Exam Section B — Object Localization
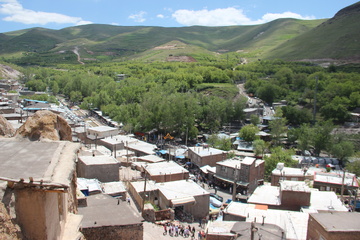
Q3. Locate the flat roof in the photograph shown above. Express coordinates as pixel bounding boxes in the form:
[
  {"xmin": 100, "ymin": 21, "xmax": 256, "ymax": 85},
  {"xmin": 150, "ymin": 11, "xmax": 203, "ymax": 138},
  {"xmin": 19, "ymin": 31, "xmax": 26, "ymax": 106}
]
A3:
[
  {"xmin": 156, "ymin": 179, "xmax": 209, "ymax": 200},
  {"xmin": 188, "ymin": 146, "xmax": 226, "ymax": 157},
  {"xmin": 314, "ymin": 172, "xmax": 358, "ymax": 187},
  {"xmin": 247, "ymin": 185, "xmax": 281, "ymax": 206},
  {"xmin": 127, "ymin": 141, "xmax": 157, "ymax": 155},
  {"xmin": 225, "ymin": 201, "xmax": 308, "ymax": 240},
  {"xmin": 145, "ymin": 161, "xmax": 188, "ymax": 176},
  {"xmin": 280, "ymin": 181, "xmax": 311, "ymax": 192},
  {"xmin": 136, "ymin": 154, "xmax": 165, "ymax": 163},
  {"xmin": 88, "ymin": 126, "xmax": 118, "ymax": 133},
  {"xmin": 0, "ymin": 139, "xmax": 79, "ymax": 186},
  {"xmin": 78, "ymin": 194, "xmax": 143, "ymax": 228},
  {"xmin": 310, "ymin": 212, "xmax": 360, "ymax": 232},
  {"xmin": 101, "ymin": 181, "xmax": 127, "ymax": 195},
  {"xmin": 216, "ymin": 156, "xmax": 256, "ymax": 168},
  {"xmin": 216, "ymin": 158, "xmax": 243, "ymax": 168},
  {"xmin": 308, "ymin": 190, "xmax": 348, "ymax": 212},
  {"xmin": 100, "ymin": 135, "xmax": 138, "ymax": 145},
  {"xmin": 272, "ymin": 167, "xmax": 305, "ymax": 177},
  {"xmin": 79, "ymin": 155, "xmax": 118, "ymax": 165},
  {"xmin": 207, "ymin": 221, "xmax": 237, "ymax": 237},
  {"xmin": 130, "ymin": 180, "xmax": 158, "ymax": 193}
]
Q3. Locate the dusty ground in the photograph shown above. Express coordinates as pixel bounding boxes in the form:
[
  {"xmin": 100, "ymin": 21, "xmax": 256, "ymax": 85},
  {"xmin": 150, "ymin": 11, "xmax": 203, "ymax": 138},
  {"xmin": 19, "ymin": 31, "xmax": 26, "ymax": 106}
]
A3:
[{"xmin": 166, "ymin": 56, "xmax": 197, "ymax": 62}]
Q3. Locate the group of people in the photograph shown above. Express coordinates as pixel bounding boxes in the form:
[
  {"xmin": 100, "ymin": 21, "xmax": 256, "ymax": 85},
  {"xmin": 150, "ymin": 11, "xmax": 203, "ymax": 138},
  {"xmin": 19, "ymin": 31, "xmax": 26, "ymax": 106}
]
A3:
[{"xmin": 163, "ymin": 223, "xmax": 205, "ymax": 239}]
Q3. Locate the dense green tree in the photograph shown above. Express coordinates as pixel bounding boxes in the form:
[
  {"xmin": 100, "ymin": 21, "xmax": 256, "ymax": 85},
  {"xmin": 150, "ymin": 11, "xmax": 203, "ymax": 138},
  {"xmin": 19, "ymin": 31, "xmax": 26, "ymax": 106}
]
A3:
[
  {"xmin": 69, "ymin": 91, "xmax": 83, "ymax": 103},
  {"xmin": 281, "ymin": 106, "xmax": 312, "ymax": 126},
  {"xmin": 51, "ymin": 81, "xmax": 59, "ymax": 96},
  {"xmin": 330, "ymin": 135, "xmax": 355, "ymax": 166},
  {"xmin": 346, "ymin": 159, "xmax": 360, "ymax": 177},
  {"xmin": 311, "ymin": 121, "xmax": 334, "ymax": 156},
  {"xmin": 253, "ymin": 139, "xmax": 269, "ymax": 158},
  {"xmin": 269, "ymin": 109, "xmax": 288, "ymax": 146},
  {"xmin": 207, "ymin": 135, "xmax": 232, "ymax": 151},
  {"xmin": 297, "ymin": 124, "xmax": 313, "ymax": 155},
  {"xmin": 250, "ymin": 114, "xmax": 260, "ymax": 126},
  {"xmin": 264, "ymin": 147, "xmax": 296, "ymax": 181},
  {"xmin": 239, "ymin": 124, "xmax": 259, "ymax": 142},
  {"xmin": 25, "ymin": 79, "xmax": 47, "ymax": 91},
  {"xmin": 320, "ymin": 96, "xmax": 351, "ymax": 123}
]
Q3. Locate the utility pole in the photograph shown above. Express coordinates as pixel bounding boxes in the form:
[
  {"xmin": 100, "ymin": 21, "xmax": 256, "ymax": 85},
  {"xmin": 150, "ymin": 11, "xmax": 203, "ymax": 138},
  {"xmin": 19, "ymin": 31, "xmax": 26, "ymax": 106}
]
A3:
[
  {"xmin": 341, "ymin": 169, "xmax": 346, "ymax": 203},
  {"xmin": 232, "ymin": 165, "xmax": 239, "ymax": 201},
  {"xmin": 142, "ymin": 170, "xmax": 147, "ymax": 213}
]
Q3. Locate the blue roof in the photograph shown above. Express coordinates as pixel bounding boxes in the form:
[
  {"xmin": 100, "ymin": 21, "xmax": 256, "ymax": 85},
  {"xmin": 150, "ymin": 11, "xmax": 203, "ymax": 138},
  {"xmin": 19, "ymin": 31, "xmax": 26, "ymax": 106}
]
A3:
[{"xmin": 24, "ymin": 99, "xmax": 48, "ymax": 103}]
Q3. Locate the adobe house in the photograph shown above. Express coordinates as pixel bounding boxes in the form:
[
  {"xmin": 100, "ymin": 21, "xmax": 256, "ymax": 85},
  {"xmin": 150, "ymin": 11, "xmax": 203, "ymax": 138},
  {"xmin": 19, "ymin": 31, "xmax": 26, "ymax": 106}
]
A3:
[
  {"xmin": 271, "ymin": 164, "xmax": 308, "ymax": 186},
  {"xmin": 142, "ymin": 161, "xmax": 189, "ymax": 183},
  {"xmin": 157, "ymin": 180, "xmax": 210, "ymax": 220},
  {"xmin": 215, "ymin": 157, "xmax": 264, "ymax": 195},
  {"xmin": 187, "ymin": 146, "xmax": 227, "ymax": 167},
  {"xmin": 129, "ymin": 179, "xmax": 210, "ymax": 221},
  {"xmin": 0, "ymin": 139, "xmax": 82, "ymax": 240},
  {"xmin": 307, "ymin": 212, "xmax": 360, "ymax": 240},
  {"xmin": 248, "ymin": 181, "xmax": 311, "ymax": 211},
  {"xmin": 77, "ymin": 154, "xmax": 120, "ymax": 182},
  {"xmin": 78, "ymin": 194, "xmax": 143, "ymax": 240},
  {"xmin": 313, "ymin": 171, "xmax": 359, "ymax": 194},
  {"xmin": 247, "ymin": 181, "xmax": 347, "ymax": 212},
  {"xmin": 223, "ymin": 201, "xmax": 308, "ymax": 239},
  {"xmin": 86, "ymin": 126, "xmax": 119, "ymax": 142}
]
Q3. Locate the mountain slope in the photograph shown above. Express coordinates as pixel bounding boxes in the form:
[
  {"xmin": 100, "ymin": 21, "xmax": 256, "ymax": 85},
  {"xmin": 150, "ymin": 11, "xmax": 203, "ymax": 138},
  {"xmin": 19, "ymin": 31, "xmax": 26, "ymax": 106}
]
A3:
[
  {"xmin": 266, "ymin": 2, "xmax": 360, "ymax": 60},
  {"xmin": 0, "ymin": 2, "xmax": 359, "ymax": 64}
]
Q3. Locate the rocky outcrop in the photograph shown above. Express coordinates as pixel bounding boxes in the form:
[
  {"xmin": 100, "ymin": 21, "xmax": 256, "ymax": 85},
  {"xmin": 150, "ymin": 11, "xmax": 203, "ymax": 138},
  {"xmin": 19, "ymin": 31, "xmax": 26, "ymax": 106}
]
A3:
[
  {"xmin": 0, "ymin": 115, "xmax": 15, "ymax": 137},
  {"xmin": 15, "ymin": 110, "xmax": 72, "ymax": 141},
  {"xmin": 0, "ymin": 202, "xmax": 22, "ymax": 240}
]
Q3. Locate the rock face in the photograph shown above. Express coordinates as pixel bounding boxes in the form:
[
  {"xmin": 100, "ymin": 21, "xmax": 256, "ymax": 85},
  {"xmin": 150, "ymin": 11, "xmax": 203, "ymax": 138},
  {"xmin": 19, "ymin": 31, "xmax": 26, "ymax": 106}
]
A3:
[
  {"xmin": 0, "ymin": 115, "xmax": 15, "ymax": 137},
  {"xmin": 0, "ymin": 202, "xmax": 22, "ymax": 240},
  {"xmin": 15, "ymin": 110, "xmax": 72, "ymax": 141}
]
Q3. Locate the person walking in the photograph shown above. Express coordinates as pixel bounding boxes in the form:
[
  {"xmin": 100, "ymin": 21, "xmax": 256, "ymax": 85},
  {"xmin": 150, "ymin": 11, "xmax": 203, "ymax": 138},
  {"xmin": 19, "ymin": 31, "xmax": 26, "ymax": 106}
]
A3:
[{"xmin": 163, "ymin": 224, "xmax": 167, "ymax": 235}]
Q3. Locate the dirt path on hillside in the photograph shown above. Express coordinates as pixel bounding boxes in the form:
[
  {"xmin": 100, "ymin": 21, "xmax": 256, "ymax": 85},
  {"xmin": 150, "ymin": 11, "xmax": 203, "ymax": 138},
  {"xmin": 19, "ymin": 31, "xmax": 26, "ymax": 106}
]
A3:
[{"xmin": 72, "ymin": 47, "xmax": 85, "ymax": 65}]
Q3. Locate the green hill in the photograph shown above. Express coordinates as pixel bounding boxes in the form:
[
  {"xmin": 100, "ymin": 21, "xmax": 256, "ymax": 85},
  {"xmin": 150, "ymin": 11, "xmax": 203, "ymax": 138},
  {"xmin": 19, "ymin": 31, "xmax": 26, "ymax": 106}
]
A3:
[
  {"xmin": 0, "ymin": 2, "xmax": 359, "ymax": 64},
  {"xmin": 266, "ymin": 2, "xmax": 360, "ymax": 61}
]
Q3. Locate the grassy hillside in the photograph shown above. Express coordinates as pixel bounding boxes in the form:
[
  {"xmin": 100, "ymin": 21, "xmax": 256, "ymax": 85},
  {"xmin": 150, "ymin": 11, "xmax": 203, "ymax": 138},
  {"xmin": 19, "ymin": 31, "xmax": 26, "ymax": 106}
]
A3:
[
  {"xmin": 266, "ymin": 2, "xmax": 360, "ymax": 60},
  {"xmin": 1, "ymin": 2, "xmax": 360, "ymax": 65}
]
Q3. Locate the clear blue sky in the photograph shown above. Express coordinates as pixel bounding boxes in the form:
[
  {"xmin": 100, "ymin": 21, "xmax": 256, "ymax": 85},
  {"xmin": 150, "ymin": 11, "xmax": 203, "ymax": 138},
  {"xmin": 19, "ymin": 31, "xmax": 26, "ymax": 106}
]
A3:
[{"xmin": 0, "ymin": 0, "xmax": 358, "ymax": 33}]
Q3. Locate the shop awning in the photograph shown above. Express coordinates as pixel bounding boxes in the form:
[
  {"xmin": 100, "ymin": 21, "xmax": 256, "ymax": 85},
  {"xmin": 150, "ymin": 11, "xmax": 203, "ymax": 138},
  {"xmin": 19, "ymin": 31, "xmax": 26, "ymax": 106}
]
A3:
[
  {"xmin": 171, "ymin": 196, "xmax": 196, "ymax": 206},
  {"xmin": 214, "ymin": 175, "xmax": 249, "ymax": 187}
]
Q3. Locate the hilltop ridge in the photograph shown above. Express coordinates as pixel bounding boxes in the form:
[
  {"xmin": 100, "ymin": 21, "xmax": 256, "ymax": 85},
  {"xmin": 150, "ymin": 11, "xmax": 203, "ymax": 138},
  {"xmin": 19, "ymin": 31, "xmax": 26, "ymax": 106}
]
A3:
[{"xmin": 0, "ymin": 2, "xmax": 359, "ymax": 64}]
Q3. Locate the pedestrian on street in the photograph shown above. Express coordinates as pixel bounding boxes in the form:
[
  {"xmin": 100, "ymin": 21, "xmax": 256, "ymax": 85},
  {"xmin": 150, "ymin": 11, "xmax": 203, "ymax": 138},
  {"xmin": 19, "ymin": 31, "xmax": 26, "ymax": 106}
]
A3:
[
  {"xmin": 163, "ymin": 225, "xmax": 167, "ymax": 235},
  {"xmin": 127, "ymin": 196, "xmax": 130, "ymax": 204}
]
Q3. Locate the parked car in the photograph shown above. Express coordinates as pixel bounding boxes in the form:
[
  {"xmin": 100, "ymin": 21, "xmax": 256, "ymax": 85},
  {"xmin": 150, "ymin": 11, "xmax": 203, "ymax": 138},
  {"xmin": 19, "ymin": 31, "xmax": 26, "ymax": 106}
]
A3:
[{"xmin": 210, "ymin": 193, "xmax": 223, "ymax": 202}]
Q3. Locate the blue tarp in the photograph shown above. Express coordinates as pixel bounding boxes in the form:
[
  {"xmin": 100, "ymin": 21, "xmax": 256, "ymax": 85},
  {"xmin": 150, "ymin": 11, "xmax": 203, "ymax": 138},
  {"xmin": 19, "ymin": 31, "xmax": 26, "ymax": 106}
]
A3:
[
  {"xmin": 24, "ymin": 99, "xmax": 48, "ymax": 103},
  {"xmin": 157, "ymin": 150, "xmax": 167, "ymax": 155},
  {"xmin": 176, "ymin": 155, "xmax": 185, "ymax": 159}
]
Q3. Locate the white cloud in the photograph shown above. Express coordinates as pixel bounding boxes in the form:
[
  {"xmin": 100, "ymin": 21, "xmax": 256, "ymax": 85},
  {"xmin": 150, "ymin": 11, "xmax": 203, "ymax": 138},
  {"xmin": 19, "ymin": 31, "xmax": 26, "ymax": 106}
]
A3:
[
  {"xmin": 172, "ymin": 7, "xmax": 315, "ymax": 26},
  {"xmin": 259, "ymin": 12, "xmax": 315, "ymax": 23},
  {"xmin": 0, "ymin": 0, "xmax": 92, "ymax": 25},
  {"xmin": 128, "ymin": 11, "xmax": 146, "ymax": 23},
  {"xmin": 157, "ymin": 14, "xmax": 165, "ymax": 19},
  {"xmin": 110, "ymin": 22, "xmax": 120, "ymax": 26}
]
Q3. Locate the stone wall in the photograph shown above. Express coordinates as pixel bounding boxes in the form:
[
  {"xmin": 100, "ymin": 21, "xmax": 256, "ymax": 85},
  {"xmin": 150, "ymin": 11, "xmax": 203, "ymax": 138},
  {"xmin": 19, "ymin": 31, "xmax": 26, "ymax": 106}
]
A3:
[{"xmin": 81, "ymin": 223, "xmax": 143, "ymax": 240}]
